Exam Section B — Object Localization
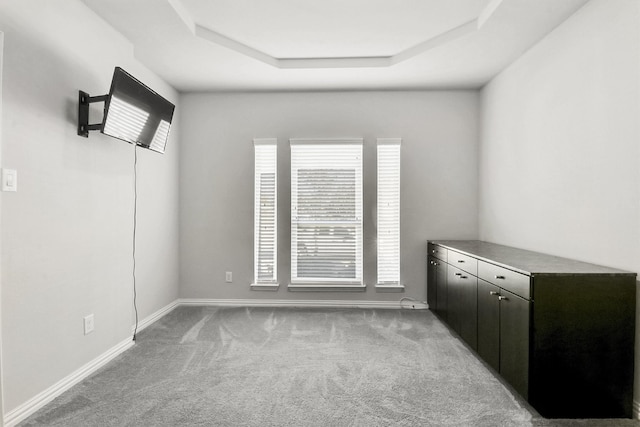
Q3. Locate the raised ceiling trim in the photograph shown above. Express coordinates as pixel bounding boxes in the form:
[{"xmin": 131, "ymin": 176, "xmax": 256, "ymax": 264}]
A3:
[
  {"xmin": 166, "ymin": 0, "xmax": 504, "ymax": 69},
  {"xmin": 391, "ymin": 19, "xmax": 477, "ymax": 65},
  {"xmin": 167, "ymin": 0, "xmax": 196, "ymax": 34},
  {"xmin": 278, "ymin": 56, "xmax": 392, "ymax": 69},
  {"xmin": 478, "ymin": 0, "xmax": 505, "ymax": 29},
  {"xmin": 195, "ymin": 24, "xmax": 279, "ymax": 67}
]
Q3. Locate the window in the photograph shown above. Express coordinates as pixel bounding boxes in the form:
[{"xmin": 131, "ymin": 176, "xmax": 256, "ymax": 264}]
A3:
[
  {"xmin": 253, "ymin": 139, "xmax": 278, "ymax": 289},
  {"xmin": 290, "ymin": 139, "xmax": 364, "ymax": 290},
  {"xmin": 377, "ymin": 138, "xmax": 402, "ymax": 289}
]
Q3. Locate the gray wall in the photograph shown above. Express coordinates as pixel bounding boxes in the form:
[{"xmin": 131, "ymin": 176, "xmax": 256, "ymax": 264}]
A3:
[
  {"xmin": 179, "ymin": 91, "xmax": 479, "ymax": 302},
  {"xmin": 479, "ymin": 0, "xmax": 640, "ymax": 408},
  {"xmin": 0, "ymin": 29, "xmax": 5, "ymax": 422},
  {"xmin": 0, "ymin": 1, "xmax": 180, "ymax": 413}
]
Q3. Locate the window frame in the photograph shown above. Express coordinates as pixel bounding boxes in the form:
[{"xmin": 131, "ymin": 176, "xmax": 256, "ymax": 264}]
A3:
[
  {"xmin": 252, "ymin": 138, "xmax": 279, "ymax": 290},
  {"xmin": 289, "ymin": 138, "xmax": 365, "ymax": 291},
  {"xmin": 376, "ymin": 138, "xmax": 403, "ymax": 292}
]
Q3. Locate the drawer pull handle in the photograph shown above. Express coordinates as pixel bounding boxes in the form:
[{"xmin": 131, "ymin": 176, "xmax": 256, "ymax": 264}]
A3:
[
  {"xmin": 498, "ymin": 296, "xmax": 508, "ymax": 301},
  {"xmin": 460, "ymin": 276, "xmax": 468, "ymax": 279},
  {"xmin": 432, "ymin": 250, "xmax": 436, "ymax": 254},
  {"xmin": 455, "ymin": 272, "xmax": 462, "ymax": 276},
  {"xmin": 495, "ymin": 275, "xmax": 506, "ymax": 280},
  {"xmin": 457, "ymin": 260, "xmax": 465, "ymax": 263},
  {"xmin": 489, "ymin": 291, "xmax": 500, "ymax": 296}
]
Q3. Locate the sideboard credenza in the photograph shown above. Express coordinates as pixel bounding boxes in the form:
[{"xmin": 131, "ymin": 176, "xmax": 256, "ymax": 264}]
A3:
[{"xmin": 427, "ymin": 240, "xmax": 636, "ymax": 418}]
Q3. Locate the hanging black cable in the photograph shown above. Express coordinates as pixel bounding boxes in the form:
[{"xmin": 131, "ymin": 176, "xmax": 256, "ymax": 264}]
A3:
[{"xmin": 132, "ymin": 145, "xmax": 139, "ymax": 341}]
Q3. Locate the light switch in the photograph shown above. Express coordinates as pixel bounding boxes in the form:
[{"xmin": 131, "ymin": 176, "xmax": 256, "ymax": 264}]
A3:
[{"xmin": 2, "ymin": 169, "xmax": 17, "ymax": 192}]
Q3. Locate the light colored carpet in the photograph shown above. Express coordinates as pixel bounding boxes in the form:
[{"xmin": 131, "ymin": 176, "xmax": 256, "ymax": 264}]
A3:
[{"xmin": 19, "ymin": 307, "xmax": 640, "ymax": 426}]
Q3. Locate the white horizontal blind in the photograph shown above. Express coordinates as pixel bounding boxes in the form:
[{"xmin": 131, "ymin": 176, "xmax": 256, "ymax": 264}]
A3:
[
  {"xmin": 290, "ymin": 139, "xmax": 363, "ymax": 284},
  {"xmin": 103, "ymin": 96, "xmax": 149, "ymax": 143},
  {"xmin": 254, "ymin": 139, "xmax": 277, "ymax": 285},
  {"xmin": 377, "ymin": 139, "xmax": 401, "ymax": 284}
]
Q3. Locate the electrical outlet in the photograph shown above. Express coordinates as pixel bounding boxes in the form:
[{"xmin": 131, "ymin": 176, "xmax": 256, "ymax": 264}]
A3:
[
  {"xmin": 225, "ymin": 271, "xmax": 233, "ymax": 283},
  {"xmin": 84, "ymin": 314, "xmax": 95, "ymax": 335}
]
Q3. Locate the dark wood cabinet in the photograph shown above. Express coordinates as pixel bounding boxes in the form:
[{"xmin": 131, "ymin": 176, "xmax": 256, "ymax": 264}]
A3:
[
  {"xmin": 434, "ymin": 259, "xmax": 447, "ymax": 320},
  {"xmin": 498, "ymin": 288, "xmax": 530, "ymax": 400},
  {"xmin": 477, "ymin": 279, "xmax": 500, "ymax": 372},
  {"xmin": 426, "ymin": 256, "xmax": 438, "ymax": 313},
  {"xmin": 426, "ymin": 240, "xmax": 636, "ymax": 419},
  {"xmin": 477, "ymin": 278, "xmax": 530, "ymax": 398},
  {"xmin": 447, "ymin": 265, "xmax": 477, "ymax": 350},
  {"xmin": 427, "ymin": 243, "xmax": 448, "ymax": 321},
  {"xmin": 445, "ymin": 266, "xmax": 461, "ymax": 335}
]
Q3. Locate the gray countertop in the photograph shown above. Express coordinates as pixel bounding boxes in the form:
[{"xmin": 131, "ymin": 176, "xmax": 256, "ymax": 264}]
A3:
[{"xmin": 429, "ymin": 240, "xmax": 636, "ymax": 277}]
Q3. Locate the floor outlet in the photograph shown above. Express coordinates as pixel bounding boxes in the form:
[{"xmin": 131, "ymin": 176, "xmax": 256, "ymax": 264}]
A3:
[
  {"xmin": 225, "ymin": 271, "xmax": 233, "ymax": 283},
  {"xmin": 84, "ymin": 314, "xmax": 95, "ymax": 335}
]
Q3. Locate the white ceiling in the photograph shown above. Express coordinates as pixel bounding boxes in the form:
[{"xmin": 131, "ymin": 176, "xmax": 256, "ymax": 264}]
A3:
[{"xmin": 82, "ymin": 0, "xmax": 589, "ymax": 92}]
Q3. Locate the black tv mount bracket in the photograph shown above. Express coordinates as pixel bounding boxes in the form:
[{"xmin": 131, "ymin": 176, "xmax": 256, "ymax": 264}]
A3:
[{"xmin": 77, "ymin": 91, "xmax": 107, "ymax": 137}]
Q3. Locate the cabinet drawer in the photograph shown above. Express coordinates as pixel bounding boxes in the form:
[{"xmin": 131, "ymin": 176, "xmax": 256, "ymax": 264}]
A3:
[
  {"xmin": 448, "ymin": 250, "xmax": 478, "ymax": 276},
  {"xmin": 428, "ymin": 243, "xmax": 447, "ymax": 262},
  {"xmin": 478, "ymin": 261, "xmax": 530, "ymax": 300}
]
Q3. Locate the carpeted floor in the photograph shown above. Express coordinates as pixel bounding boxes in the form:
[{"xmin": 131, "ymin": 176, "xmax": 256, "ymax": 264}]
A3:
[{"xmin": 19, "ymin": 307, "xmax": 640, "ymax": 426}]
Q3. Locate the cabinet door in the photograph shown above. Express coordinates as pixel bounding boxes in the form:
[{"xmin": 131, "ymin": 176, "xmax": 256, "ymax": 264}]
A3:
[
  {"xmin": 427, "ymin": 256, "xmax": 437, "ymax": 310},
  {"xmin": 477, "ymin": 279, "xmax": 500, "ymax": 372},
  {"xmin": 447, "ymin": 266, "xmax": 462, "ymax": 334},
  {"xmin": 459, "ymin": 273, "xmax": 478, "ymax": 351},
  {"xmin": 447, "ymin": 266, "xmax": 477, "ymax": 349},
  {"xmin": 500, "ymin": 290, "xmax": 530, "ymax": 399},
  {"xmin": 435, "ymin": 259, "xmax": 448, "ymax": 321}
]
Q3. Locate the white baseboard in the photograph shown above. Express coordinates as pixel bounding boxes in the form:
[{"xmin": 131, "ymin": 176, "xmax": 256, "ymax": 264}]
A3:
[
  {"xmin": 633, "ymin": 399, "xmax": 640, "ymax": 419},
  {"xmin": 3, "ymin": 338, "xmax": 134, "ymax": 427},
  {"xmin": 178, "ymin": 298, "xmax": 428, "ymax": 310},
  {"xmin": 4, "ymin": 299, "xmax": 180, "ymax": 427},
  {"xmin": 132, "ymin": 299, "xmax": 180, "ymax": 334}
]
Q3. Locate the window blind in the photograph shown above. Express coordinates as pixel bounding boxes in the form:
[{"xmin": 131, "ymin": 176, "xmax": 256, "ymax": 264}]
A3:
[
  {"xmin": 377, "ymin": 138, "xmax": 401, "ymax": 285},
  {"xmin": 254, "ymin": 139, "xmax": 277, "ymax": 285},
  {"xmin": 290, "ymin": 139, "xmax": 363, "ymax": 285}
]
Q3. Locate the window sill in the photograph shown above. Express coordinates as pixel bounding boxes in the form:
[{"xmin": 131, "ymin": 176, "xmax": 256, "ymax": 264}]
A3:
[
  {"xmin": 288, "ymin": 283, "xmax": 366, "ymax": 292},
  {"xmin": 375, "ymin": 283, "xmax": 405, "ymax": 293},
  {"xmin": 250, "ymin": 283, "xmax": 280, "ymax": 291}
]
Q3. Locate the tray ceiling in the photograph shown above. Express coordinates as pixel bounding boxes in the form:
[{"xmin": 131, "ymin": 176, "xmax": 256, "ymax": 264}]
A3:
[{"xmin": 82, "ymin": 0, "xmax": 589, "ymax": 92}]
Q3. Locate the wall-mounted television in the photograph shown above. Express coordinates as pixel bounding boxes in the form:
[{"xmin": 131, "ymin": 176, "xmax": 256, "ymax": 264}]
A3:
[{"xmin": 78, "ymin": 67, "xmax": 175, "ymax": 154}]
